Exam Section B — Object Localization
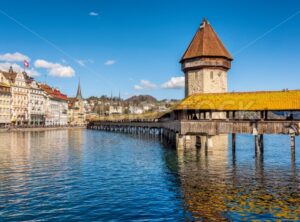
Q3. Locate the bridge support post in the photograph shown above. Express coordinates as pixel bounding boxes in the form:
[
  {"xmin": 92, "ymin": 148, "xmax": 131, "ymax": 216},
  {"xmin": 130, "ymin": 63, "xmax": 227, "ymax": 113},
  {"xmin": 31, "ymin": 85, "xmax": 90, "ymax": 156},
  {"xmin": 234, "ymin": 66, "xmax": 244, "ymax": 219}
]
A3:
[
  {"xmin": 232, "ymin": 133, "xmax": 236, "ymax": 152},
  {"xmin": 206, "ymin": 135, "xmax": 213, "ymax": 148},
  {"xmin": 176, "ymin": 133, "xmax": 184, "ymax": 150},
  {"xmin": 290, "ymin": 133, "xmax": 296, "ymax": 160},
  {"xmin": 184, "ymin": 135, "xmax": 192, "ymax": 149},
  {"xmin": 255, "ymin": 134, "xmax": 264, "ymax": 155},
  {"xmin": 195, "ymin": 136, "xmax": 201, "ymax": 149}
]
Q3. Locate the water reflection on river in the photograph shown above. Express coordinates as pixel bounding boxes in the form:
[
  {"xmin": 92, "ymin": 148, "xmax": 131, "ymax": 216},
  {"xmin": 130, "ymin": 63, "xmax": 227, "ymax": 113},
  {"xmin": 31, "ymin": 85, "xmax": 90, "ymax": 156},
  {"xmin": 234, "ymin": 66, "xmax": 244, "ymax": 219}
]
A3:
[
  {"xmin": 0, "ymin": 129, "xmax": 299, "ymax": 221},
  {"xmin": 174, "ymin": 134, "xmax": 300, "ymax": 221}
]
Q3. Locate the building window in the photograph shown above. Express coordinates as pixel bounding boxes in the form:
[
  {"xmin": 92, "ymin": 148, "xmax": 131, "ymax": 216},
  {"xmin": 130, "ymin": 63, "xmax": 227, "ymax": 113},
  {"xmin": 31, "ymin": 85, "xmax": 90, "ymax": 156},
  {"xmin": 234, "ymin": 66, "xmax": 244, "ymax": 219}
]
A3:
[{"xmin": 210, "ymin": 71, "xmax": 213, "ymax": 79}]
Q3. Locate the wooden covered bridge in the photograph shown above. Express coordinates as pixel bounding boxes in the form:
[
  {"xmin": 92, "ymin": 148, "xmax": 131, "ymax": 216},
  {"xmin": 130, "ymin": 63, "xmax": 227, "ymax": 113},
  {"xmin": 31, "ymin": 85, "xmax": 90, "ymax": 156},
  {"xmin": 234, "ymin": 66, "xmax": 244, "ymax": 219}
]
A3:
[
  {"xmin": 88, "ymin": 19, "xmax": 299, "ymax": 157},
  {"xmin": 88, "ymin": 90, "xmax": 300, "ymax": 157}
]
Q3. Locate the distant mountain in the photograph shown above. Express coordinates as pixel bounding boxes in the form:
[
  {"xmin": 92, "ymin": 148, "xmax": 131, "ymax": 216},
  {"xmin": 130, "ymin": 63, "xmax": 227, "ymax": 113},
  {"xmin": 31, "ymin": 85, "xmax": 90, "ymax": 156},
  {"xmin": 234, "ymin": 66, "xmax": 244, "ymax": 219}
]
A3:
[{"xmin": 125, "ymin": 95, "xmax": 157, "ymax": 104}]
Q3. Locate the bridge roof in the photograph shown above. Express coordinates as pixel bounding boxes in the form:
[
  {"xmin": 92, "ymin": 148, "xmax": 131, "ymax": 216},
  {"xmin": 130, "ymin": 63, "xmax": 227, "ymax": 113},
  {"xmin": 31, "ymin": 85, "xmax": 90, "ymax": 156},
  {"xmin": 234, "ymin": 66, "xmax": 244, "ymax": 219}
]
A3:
[{"xmin": 175, "ymin": 90, "xmax": 300, "ymax": 111}]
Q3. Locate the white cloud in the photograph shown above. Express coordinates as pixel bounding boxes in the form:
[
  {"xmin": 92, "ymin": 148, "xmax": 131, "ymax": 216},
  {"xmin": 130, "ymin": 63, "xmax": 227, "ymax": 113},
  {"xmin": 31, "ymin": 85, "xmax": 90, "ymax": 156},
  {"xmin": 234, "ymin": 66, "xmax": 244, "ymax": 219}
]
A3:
[
  {"xmin": 76, "ymin": 60, "xmax": 86, "ymax": 67},
  {"xmin": 141, "ymin": 80, "xmax": 156, "ymax": 89},
  {"xmin": 161, "ymin": 76, "xmax": 185, "ymax": 89},
  {"xmin": 134, "ymin": 80, "xmax": 157, "ymax": 90},
  {"xmin": 0, "ymin": 62, "xmax": 39, "ymax": 77},
  {"xmin": 89, "ymin": 12, "xmax": 99, "ymax": 16},
  {"xmin": 0, "ymin": 52, "xmax": 30, "ymax": 62},
  {"xmin": 34, "ymin": 59, "xmax": 75, "ymax": 78},
  {"xmin": 76, "ymin": 59, "xmax": 94, "ymax": 67},
  {"xmin": 134, "ymin": 85, "xmax": 143, "ymax": 90},
  {"xmin": 105, "ymin": 60, "xmax": 116, "ymax": 66},
  {"xmin": 26, "ymin": 68, "xmax": 40, "ymax": 77}
]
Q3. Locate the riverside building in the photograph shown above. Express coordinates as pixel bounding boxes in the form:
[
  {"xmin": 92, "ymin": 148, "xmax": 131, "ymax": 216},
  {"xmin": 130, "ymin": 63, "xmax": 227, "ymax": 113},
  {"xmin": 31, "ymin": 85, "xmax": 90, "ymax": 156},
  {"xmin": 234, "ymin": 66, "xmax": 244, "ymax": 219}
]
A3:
[
  {"xmin": 28, "ymin": 80, "xmax": 46, "ymax": 126},
  {"xmin": 0, "ymin": 72, "xmax": 12, "ymax": 126},
  {"xmin": 0, "ymin": 66, "xmax": 69, "ymax": 127},
  {"xmin": 40, "ymin": 84, "xmax": 68, "ymax": 126},
  {"xmin": 68, "ymin": 81, "xmax": 86, "ymax": 126},
  {"xmin": 2, "ymin": 67, "xmax": 30, "ymax": 126}
]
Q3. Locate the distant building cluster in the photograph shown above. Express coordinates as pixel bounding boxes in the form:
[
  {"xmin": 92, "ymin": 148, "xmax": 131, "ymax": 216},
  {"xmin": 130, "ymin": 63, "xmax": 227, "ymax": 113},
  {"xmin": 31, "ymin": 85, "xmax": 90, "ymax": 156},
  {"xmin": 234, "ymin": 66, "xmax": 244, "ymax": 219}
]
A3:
[
  {"xmin": 85, "ymin": 95, "xmax": 179, "ymax": 119},
  {"xmin": 0, "ymin": 67, "xmax": 86, "ymax": 127},
  {"xmin": 0, "ymin": 67, "xmax": 178, "ymax": 127}
]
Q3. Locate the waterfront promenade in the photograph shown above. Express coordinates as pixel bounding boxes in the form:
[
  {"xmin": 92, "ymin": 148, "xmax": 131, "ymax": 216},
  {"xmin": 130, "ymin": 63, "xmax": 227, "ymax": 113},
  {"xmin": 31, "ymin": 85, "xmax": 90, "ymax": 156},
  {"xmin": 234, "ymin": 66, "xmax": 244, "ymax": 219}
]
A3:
[{"xmin": 0, "ymin": 125, "xmax": 86, "ymax": 133}]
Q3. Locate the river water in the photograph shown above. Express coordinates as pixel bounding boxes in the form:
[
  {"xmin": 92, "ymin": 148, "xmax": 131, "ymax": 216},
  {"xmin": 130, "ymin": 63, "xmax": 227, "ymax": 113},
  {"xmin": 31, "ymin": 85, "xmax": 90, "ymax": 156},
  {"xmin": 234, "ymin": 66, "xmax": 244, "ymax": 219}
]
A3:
[{"xmin": 0, "ymin": 129, "xmax": 299, "ymax": 221}]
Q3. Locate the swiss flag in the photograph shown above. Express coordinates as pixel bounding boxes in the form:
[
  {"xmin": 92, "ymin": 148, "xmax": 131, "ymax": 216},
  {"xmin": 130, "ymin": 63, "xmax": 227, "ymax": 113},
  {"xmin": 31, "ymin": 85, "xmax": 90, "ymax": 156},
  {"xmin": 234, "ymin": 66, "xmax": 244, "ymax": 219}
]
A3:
[{"xmin": 24, "ymin": 60, "xmax": 29, "ymax": 68}]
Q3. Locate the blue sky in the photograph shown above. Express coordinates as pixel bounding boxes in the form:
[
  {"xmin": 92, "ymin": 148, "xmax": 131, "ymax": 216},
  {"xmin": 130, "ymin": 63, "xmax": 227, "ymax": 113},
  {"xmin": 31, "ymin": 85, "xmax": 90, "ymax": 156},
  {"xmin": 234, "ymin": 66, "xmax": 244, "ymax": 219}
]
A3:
[{"xmin": 0, "ymin": 0, "xmax": 300, "ymax": 99}]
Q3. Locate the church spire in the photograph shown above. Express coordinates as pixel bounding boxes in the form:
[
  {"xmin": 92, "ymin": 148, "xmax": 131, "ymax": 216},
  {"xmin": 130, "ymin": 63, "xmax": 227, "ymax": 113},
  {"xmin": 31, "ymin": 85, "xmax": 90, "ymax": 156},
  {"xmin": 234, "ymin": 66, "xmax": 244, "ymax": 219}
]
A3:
[
  {"xmin": 76, "ymin": 79, "xmax": 83, "ymax": 100},
  {"xmin": 8, "ymin": 66, "xmax": 14, "ymax": 73}
]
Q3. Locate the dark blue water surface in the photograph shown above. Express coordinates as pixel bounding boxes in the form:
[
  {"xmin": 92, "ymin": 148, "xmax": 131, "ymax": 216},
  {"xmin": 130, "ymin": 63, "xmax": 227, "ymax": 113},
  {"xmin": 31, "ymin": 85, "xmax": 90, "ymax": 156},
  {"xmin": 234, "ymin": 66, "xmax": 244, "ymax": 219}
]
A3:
[{"xmin": 0, "ymin": 129, "xmax": 299, "ymax": 221}]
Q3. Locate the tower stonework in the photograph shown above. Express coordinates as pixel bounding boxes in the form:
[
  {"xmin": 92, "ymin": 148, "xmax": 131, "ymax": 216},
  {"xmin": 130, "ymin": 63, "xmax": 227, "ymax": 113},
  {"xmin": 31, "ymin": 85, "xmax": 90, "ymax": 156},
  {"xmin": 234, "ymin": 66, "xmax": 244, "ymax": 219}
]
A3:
[{"xmin": 181, "ymin": 19, "xmax": 233, "ymax": 97}]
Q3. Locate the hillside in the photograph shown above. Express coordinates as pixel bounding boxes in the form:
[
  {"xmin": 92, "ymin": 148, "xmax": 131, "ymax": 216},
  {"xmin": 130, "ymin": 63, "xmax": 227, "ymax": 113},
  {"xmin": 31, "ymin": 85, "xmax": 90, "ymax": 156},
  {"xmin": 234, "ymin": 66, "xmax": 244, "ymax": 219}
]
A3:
[{"xmin": 125, "ymin": 95, "xmax": 157, "ymax": 104}]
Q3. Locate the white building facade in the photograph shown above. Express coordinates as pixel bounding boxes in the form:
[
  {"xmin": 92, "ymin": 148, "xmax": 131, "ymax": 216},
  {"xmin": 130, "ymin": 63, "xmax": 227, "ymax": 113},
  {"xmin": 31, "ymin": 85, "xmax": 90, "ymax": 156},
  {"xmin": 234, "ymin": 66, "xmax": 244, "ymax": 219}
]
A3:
[
  {"xmin": 0, "ymin": 72, "xmax": 12, "ymax": 126},
  {"xmin": 0, "ymin": 67, "xmax": 72, "ymax": 127},
  {"xmin": 45, "ymin": 98, "xmax": 68, "ymax": 126},
  {"xmin": 2, "ymin": 69, "xmax": 30, "ymax": 126},
  {"xmin": 41, "ymin": 84, "xmax": 68, "ymax": 126},
  {"xmin": 28, "ymin": 80, "xmax": 46, "ymax": 126}
]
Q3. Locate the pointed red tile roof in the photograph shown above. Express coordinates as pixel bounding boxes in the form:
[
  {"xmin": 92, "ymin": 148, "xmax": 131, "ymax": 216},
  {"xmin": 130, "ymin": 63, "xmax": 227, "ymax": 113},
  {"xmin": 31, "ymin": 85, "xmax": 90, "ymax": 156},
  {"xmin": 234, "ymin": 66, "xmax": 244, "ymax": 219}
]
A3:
[{"xmin": 181, "ymin": 19, "xmax": 233, "ymax": 62}]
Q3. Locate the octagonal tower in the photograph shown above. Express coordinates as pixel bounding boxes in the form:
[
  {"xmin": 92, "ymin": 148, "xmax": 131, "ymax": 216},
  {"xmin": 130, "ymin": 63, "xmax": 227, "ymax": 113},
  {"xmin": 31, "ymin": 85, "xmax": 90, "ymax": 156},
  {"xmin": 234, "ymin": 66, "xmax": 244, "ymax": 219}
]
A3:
[{"xmin": 181, "ymin": 19, "xmax": 233, "ymax": 97}]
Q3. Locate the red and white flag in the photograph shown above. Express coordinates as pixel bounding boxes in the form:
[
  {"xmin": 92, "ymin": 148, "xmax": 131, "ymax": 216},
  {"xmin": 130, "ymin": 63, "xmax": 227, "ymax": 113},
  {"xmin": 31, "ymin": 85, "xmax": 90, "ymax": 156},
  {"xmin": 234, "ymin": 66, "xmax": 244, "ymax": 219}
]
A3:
[{"xmin": 24, "ymin": 60, "xmax": 29, "ymax": 68}]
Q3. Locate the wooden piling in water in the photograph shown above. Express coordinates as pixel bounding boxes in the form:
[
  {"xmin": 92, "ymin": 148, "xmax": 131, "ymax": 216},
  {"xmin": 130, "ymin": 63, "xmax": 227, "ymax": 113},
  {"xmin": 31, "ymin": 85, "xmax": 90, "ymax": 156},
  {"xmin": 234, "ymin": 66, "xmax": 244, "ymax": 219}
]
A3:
[
  {"xmin": 195, "ymin": 135, "xmax": 201, "ymax": 149},
  {"xmin": 290, "ymin": 134, "xmax": 295, "ymax": 159},
  {"xmin": 255, "ymin": 134, "xmax": 264, "ymax": 155},
  {"xmin": 232, "ymin": 133, "xmax": 236, "ymax": 152}
]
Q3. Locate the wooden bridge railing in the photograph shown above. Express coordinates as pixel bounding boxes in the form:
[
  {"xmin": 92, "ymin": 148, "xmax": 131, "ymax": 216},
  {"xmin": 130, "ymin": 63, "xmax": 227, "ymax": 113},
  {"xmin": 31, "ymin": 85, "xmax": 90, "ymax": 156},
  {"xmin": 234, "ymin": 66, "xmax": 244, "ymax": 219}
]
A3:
[
  {"xmin": 88, "ymin": 119, "xmax": 300, "ymax": 136},
  {"xmin": 180, "ymin": 120, "xmax": 300, "ymax": 135}
]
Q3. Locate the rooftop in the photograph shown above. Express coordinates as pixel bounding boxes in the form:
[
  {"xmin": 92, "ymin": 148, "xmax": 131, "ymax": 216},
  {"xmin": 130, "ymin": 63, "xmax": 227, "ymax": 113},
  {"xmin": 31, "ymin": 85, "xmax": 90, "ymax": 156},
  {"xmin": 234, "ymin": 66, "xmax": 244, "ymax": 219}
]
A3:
[
  {"xmin": 181, "ymin": 19, "xmax": 233, "ymax": 62},
  {"xmin": 175, "ymin": 90, "xmax": 300, "ymax": 111},
  {"xmin": 40, "ymin": 84, "xmax": 68, "ymax": 101}
]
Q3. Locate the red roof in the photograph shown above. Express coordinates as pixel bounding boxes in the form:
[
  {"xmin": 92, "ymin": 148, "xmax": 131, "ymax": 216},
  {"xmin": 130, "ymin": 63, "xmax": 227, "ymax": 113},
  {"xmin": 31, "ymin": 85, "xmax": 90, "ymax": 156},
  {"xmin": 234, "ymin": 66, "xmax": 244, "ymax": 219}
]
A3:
[
  {"xmin": 40, "ymin": 84, "xmax": 68, "ymax": 101},
  {"xmin": 181, "ymin": 19, "xmax": 233, "ymax": 62}
]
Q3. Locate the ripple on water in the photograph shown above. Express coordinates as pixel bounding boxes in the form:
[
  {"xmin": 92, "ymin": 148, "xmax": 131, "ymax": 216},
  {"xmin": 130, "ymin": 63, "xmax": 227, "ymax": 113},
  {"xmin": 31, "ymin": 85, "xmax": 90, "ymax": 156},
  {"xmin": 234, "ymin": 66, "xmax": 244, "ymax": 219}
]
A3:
[
  {"xmin": 0, "ymin": 130, "xmax": 299, "ymax": 221},
  {"xmin": 0, "ymin": 130, "xmax": 185, "ymax": 221}
]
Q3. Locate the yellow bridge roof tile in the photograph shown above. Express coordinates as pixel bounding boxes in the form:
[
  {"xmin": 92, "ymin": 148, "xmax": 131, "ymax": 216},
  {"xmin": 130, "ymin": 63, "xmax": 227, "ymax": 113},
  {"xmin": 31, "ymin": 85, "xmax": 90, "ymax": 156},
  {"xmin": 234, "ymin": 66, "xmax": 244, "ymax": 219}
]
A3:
[{"xmin": 175, "ymin": 90, "xmax": 300, "ymax": 111}]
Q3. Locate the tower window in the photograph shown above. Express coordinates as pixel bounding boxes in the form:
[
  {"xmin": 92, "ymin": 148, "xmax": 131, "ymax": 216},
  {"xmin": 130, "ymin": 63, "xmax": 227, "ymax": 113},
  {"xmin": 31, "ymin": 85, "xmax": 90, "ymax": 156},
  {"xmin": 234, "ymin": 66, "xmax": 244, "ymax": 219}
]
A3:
[{"xmin": 210, "ymin": 71, "xmax": 213, "ymax": 79}]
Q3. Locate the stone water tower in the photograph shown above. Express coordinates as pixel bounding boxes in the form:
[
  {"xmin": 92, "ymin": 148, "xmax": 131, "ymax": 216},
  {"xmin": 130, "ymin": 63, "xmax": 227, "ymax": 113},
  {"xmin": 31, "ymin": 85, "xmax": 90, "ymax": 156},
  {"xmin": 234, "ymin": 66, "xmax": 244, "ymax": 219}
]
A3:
[{"xmin": 180, "ymin": 19, "xmax": 233, "ymax": 97}]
